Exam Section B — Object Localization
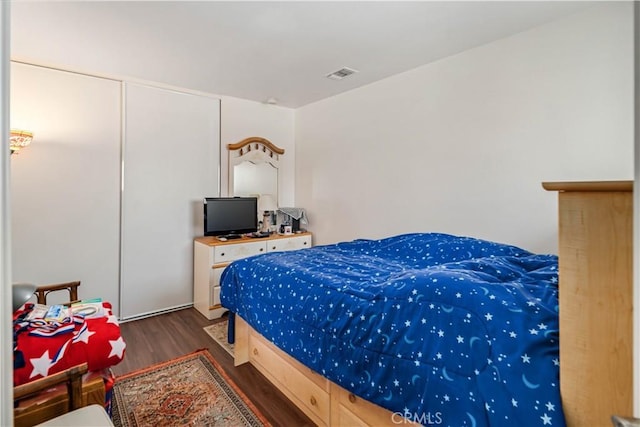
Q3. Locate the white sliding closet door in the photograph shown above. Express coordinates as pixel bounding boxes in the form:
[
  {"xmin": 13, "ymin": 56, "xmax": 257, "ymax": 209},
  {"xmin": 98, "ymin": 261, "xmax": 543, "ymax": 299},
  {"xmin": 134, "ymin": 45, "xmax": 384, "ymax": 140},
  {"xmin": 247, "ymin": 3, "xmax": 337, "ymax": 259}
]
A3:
[
  {"xmin": 10, "ymin": 63, "xmax": 122, "ymax": 310},
  {"xmin": 121, "ymin": 83, "xmax": 219, "ymax": 319}
]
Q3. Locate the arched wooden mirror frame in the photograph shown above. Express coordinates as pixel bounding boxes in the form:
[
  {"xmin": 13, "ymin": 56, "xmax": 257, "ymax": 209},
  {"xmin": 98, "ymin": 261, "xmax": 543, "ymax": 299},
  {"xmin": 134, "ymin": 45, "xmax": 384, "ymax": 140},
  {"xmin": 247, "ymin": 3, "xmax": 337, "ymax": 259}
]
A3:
[{"xmin": 227, "ymin": 136, "xmax": 285, "ymax": 201}]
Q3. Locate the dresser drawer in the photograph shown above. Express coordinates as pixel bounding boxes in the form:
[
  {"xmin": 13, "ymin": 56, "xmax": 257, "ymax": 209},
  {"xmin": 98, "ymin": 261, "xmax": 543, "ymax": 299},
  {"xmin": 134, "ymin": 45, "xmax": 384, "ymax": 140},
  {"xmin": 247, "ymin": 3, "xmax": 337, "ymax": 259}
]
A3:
[
  {"xmin": 249, "ymin": 331, "xmax": 330, "ymax": 425},
  {"xmin": 213, "ymin": 241, "xmax": 266, "ymax": 264},
  {"xmin": 332, "ymin": 383, "xmax": 415, "ymax": 426},
  {"xmin": 268, "ymin": 235, "xmax": 312, "ymax": 253},
  {"xmin": 210, "ymin": 285, "xmax": 222, "ymax": 308},
  {"xmin": 210, "ymin": 267, "xmax": 225, "ymax": 307},
  {"xmin": 211, "ymin": 266, "xmax": 225, "ymax": 287}
]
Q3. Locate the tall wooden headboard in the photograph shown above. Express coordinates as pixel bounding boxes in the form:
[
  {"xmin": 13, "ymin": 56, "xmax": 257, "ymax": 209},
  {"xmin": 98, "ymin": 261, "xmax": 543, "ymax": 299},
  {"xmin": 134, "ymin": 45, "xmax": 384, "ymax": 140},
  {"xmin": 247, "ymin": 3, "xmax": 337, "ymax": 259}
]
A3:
[{"xmin": 543, "ymin": 180, "xmax": 633, "ymax": 426}]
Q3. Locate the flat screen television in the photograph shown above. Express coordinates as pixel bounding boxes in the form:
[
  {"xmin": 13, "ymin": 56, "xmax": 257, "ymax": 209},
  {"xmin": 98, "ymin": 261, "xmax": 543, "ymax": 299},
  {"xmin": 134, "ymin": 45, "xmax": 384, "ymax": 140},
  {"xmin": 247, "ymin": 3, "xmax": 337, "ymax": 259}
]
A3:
[{"xmin": 204, "ymin": 197, "xmax": 258, "ymax": 237}]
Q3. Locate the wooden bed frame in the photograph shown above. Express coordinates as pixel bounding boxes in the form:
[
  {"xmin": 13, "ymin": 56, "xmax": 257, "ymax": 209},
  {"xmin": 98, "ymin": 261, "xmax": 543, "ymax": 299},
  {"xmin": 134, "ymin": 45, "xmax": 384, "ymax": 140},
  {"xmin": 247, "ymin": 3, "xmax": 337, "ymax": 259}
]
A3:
[
  {"xmin": 233, "ymin": 315, "xmax": 411, "ymax": 426},
  {"xmin": 233, "ymin": 180, "xmax": 634, "ymax": 426}
]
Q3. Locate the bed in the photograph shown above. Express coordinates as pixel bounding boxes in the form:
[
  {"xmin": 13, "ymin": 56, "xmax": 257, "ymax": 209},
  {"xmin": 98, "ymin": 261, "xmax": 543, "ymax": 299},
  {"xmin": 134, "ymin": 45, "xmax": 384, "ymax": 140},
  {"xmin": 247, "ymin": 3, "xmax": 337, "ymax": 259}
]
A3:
[{"xmin": 220, "ymin": 232, "xmax": 565, "ymax": 427}]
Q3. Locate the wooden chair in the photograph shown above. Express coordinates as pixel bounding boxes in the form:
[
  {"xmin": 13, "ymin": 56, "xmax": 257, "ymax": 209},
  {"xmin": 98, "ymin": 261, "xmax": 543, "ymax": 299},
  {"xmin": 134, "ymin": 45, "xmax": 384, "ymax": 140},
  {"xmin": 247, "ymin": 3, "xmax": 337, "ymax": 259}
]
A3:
[{"xmin": 33, "ymin": 281, "xmax": 81, "ymax": 306}]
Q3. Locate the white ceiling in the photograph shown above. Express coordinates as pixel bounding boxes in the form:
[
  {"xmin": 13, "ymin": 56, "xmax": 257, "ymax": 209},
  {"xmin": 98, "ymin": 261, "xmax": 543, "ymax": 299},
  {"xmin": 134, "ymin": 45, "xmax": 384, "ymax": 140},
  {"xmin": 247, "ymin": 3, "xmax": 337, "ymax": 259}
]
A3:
[{"xmin": 10, "ymin": 1, "xmax": 595, "ymax": 108}]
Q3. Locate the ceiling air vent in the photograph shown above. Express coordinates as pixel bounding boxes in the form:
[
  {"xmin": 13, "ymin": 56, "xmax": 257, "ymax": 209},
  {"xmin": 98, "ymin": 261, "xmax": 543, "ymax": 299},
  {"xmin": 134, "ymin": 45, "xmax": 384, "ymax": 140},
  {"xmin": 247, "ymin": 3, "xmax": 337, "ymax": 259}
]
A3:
[{"xmin": 326, "ymin": 67, "xmax": 358, "ymax": 81}]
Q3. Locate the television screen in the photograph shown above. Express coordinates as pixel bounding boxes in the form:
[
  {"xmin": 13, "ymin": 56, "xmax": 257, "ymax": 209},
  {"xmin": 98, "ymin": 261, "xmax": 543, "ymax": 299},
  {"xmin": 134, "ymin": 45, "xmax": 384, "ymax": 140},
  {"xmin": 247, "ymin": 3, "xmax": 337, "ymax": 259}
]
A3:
[{"xmin": 204, "ymin": 197, "xmax": 258, "ymax": 237}]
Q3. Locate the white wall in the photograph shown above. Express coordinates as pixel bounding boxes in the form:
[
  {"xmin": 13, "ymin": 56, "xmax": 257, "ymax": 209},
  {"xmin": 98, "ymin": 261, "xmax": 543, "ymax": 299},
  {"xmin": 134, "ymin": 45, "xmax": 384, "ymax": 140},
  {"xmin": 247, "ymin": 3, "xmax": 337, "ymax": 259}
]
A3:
[{"xmin": 295, "ymin": 3, "xmax": 633, "ymax": 254}]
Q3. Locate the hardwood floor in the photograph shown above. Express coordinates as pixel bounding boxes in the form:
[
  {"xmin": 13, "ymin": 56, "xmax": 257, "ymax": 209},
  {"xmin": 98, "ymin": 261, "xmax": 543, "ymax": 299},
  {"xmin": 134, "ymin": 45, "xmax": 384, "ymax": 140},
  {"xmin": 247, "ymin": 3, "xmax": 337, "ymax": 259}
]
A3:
[{"xmin": 112, "ymin": 308, "xmax": 314, "ymax": 427}]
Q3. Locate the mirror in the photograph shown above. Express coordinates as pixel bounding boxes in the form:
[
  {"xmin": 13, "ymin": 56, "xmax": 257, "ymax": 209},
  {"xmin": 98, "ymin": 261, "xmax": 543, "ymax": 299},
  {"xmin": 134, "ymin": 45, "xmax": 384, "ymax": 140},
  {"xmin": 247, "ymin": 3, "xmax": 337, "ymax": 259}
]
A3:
[
  {"xmin": 233, "ymin": 161, "xmax": 277, "ymax": 198},
  {"xmin": 228, "ymin": 137, "xmax": 285, "ymax": 231}
]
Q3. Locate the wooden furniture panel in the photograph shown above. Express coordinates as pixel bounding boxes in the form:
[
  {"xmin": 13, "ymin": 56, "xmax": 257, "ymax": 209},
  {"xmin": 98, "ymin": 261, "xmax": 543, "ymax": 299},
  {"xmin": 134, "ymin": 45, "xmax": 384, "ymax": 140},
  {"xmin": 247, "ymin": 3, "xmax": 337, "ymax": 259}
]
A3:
[
  {"xmin": 14, "ymin": 372, "xmax": 105, "ymax": 427},
  {"xmin": 193, "ymin": 233, "xmax": 312, "ymax": 320},
  {"xmin": 330, "ymin": 383, "xmax": 418, "ymax": 426},
  {"xmin": 331, "ymin": 402, "xmax": 368, "ymax": 427},
  {"xmin": 249, "ymin": 329, "xmax": 331, "ymax": 426},
  {"xmin": 213, "ymin": 241, "xmax": 266, "ymax": 264},
  {"xmin": 268, "ymin": 234, "xmax": 311, "ymax": 252},
  {"xmin": 34, "ymin": 281, "xmax": 81, "ymax": 306},
  {"xmin": 543, "ymin": 180, "xmax": 633, "ymax": 427}
]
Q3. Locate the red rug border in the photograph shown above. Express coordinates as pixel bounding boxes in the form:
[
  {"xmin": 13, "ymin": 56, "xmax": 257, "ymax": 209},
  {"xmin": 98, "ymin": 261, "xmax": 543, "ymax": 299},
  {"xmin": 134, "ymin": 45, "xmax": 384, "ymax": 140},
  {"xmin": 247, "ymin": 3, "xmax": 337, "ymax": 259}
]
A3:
[{"xmin": 114, "ymin": 348, "xmax": 272, "ymax": 427}]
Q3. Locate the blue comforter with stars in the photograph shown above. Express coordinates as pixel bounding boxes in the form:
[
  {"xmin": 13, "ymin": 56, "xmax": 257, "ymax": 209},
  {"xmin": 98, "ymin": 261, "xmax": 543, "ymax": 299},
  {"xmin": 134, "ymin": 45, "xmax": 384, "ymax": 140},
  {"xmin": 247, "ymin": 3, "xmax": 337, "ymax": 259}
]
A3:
[{"xmin": 220, "ymin": 233, "xmax": 565, "ymax": 427}]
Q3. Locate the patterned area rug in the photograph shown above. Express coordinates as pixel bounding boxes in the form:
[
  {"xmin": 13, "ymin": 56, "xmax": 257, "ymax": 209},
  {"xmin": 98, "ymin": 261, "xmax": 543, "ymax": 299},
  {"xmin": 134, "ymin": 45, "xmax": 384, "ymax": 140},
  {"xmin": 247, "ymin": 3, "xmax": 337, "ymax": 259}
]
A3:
[
  {"xmin": 112, "ymin": 350, "xmax": 268, "ymax": 426},
  {"xmin": 204, "ymin": 319, "xmax": 234, "ymax": 357}
]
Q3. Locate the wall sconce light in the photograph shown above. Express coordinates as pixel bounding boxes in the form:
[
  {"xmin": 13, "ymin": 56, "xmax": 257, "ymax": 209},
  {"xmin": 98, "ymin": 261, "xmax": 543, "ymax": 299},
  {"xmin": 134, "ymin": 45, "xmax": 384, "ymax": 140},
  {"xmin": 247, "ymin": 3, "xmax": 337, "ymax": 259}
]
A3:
[{"xmin": 10, "ymin": 129, "xmax": 33, "ymax": 155}]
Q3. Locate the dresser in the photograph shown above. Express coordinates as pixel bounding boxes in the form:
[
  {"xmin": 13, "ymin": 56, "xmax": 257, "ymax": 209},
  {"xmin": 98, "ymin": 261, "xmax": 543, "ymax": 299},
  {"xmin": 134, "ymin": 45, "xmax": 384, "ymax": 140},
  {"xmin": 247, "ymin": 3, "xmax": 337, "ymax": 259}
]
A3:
[
  {"xmin": 543, "ymin": 181, "xmax": 633, "ymax": 427},
  {"xmin": 193, "ymin": 232, "xmax": 312, "ymax": 320}
]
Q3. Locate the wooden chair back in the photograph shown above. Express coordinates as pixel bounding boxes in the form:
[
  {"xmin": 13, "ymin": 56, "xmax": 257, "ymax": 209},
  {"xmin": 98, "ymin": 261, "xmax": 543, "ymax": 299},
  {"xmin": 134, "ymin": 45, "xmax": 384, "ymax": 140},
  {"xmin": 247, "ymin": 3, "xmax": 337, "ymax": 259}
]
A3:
[{"xmin": 34, "ymin": 281, "xmax": 81, "ymax": 306}]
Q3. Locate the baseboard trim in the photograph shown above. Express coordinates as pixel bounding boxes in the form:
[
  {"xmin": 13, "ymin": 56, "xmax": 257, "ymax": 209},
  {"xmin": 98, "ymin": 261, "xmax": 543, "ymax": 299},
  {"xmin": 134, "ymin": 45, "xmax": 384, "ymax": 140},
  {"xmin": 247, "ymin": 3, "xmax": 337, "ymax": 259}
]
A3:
[{"xmin": 118, "ymin": 303, "xmax": 193, "ymax": 323}]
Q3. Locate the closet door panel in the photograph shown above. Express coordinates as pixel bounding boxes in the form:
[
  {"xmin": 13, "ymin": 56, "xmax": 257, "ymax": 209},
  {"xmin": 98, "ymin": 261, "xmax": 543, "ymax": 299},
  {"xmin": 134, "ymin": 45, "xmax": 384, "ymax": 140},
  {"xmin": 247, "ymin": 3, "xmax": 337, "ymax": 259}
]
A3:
[
  {"xmin": 121, "ymin": 83, "xmax": 219, "ymax": 319},
  {"xmin": 10, "ymin": 63, "xmax": 121, "ymax": 311}
]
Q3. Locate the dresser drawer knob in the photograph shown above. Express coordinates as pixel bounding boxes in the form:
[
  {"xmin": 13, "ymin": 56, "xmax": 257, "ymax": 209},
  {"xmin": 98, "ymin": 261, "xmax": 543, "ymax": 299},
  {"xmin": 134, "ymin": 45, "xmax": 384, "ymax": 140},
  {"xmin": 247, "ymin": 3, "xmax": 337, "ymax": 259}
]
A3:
[
  {"xmin": 272, "ymin": 246, "xmax": 276, "ymax": 250},
  {"xmin": 303, "ymin": 241, "xmax": 308, "ymax": 245},
  {"xmin": 220, "ymin": 252, "xmax": 225, "ymax": 257},
  {"xmin": 260, "ymin": 248, "xmax": 264, "ymax": 252},
  {"xmin": 348, "ymin": 393, "xmax": 356, "ymax": 403},
  {"xmin": 310, "ymin": 396, "xmax": 317, "ymax": 406},
  {"xmin": 252, "ymin": 348, "xmax": 259, "ymax": 356}
]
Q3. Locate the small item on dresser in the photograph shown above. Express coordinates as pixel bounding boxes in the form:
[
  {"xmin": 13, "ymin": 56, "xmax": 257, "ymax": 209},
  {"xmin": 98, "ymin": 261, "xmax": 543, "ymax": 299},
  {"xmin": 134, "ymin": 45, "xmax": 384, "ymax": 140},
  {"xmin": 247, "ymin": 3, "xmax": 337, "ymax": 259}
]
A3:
[
  {"xmin": 223, "ymin": 234, "xmax": 243, "ymax": 240},
  {"xmin": 218, "ymin": 237, "xmax": 228, "ymax": 242},
  {"xmin": 284, "ymin": 225, "xmax": 292, "ymax": 235},
  {"xmin": 277, "ymin": 207, "xmax": 308, "ymax": 233},
  {"xmin": 250, "ymin": 231, "xmax": 271, "ymax": 238}
]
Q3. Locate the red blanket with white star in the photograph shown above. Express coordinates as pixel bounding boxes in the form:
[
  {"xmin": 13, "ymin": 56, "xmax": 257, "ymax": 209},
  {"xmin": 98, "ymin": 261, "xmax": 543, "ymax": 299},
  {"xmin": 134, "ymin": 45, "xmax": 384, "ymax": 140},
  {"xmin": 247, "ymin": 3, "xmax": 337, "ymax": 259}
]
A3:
[{"xmin": 13, "ymin": 302, "xmax": 125, "ymax": 386}]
